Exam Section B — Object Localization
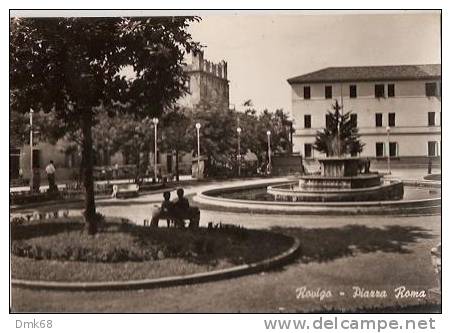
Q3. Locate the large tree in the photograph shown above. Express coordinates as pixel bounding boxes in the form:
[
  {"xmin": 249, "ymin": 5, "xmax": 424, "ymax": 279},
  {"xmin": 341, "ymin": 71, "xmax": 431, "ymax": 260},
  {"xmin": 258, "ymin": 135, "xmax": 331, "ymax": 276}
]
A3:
[
  {"xmin": 314, "ymin": 100, "xmax": 364, "ymax": 157},
  {"xmin": 239, "ymin": 100, "xmax": 293, "ymax": 165},
  {"xmin": 160, "ymin": 107, "xmax": 192, "ymax": 181},
  {"xmin": 10, "ymin": 17, "xmax": 200, "ymax": 234},
  {"xmin": 190, "ymin": 101, "xmax": 237, "ymax": 177}
]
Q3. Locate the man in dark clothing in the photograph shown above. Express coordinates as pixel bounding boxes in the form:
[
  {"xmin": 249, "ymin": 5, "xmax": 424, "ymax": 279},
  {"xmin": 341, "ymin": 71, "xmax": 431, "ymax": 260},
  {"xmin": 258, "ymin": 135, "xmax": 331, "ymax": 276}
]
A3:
[
  {"xmin": 173, "ymin": 188, "xmax": 200, "ymax": 229},
  {"xmin": 150, "ymin": 191, "xmax": 173, "ymax": 228}
]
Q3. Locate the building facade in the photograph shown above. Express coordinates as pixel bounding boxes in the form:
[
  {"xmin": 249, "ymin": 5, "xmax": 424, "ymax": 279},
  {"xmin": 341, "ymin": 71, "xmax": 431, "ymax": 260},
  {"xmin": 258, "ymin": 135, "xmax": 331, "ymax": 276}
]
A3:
[
  {"xmin": 287, "ymin": 64, "xmax": 441, "ymax": 167},
  {"xmin": 178, "ymin": 50, "xmax": 229, "ymax": 109}
]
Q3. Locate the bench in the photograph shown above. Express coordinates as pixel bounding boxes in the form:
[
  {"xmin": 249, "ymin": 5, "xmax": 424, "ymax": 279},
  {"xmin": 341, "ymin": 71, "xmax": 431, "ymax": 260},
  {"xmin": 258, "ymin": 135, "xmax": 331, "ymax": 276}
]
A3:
[
  {"xmin": 112, "ymin": 183, "xmax": 139, "ymax": 199},
  {"xmin": 146, "ymin": 204, "xmax": 200, "ymax": 229}
]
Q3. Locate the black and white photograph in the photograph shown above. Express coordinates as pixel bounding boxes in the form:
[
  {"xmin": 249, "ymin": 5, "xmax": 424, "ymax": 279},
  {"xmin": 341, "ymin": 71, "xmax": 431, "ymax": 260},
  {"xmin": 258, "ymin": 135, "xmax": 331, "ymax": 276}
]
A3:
[{"xmin": 9, "ymin": 9, "xmax": 441, "ymax": 317}]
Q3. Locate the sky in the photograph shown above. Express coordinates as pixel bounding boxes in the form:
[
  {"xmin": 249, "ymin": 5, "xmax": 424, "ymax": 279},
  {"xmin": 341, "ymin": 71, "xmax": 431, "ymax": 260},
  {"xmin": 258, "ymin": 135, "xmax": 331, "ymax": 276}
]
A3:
[{"xmin": 187, "ymin": 11, "xmax": 441, "ymax": 113}]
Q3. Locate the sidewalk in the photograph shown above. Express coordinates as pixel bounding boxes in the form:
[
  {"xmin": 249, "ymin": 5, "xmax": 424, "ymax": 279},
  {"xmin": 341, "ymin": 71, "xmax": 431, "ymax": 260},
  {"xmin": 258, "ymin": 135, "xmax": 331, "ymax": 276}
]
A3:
[
  {"xmin": 373, "ymin": 167, "xmax": 441, "ymax": 181},
  {"xmin": 10, "ymin": 175, "xmax": 195, "ymax": 193}
]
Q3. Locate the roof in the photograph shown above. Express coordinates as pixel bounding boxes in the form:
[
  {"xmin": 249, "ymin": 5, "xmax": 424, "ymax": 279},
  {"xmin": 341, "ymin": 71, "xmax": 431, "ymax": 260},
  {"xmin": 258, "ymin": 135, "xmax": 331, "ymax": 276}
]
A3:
[{"xmin": 287, "ymin": 64, "xmax": 441, "ymax": 84}]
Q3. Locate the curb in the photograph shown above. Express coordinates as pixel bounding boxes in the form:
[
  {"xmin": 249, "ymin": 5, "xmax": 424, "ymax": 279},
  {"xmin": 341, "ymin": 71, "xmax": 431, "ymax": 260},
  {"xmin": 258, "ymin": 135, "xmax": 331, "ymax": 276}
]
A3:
[{"xmin": 12, "ymin": 235, "xmax": 301, "ymax": 292}]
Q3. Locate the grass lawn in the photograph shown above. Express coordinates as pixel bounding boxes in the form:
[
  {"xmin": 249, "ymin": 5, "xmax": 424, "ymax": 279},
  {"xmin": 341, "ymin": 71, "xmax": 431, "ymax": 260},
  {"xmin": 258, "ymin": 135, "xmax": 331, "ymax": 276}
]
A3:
[
  {"xmin": 11, "ymin": 214, "xmax": 440, "ymax": 313},
  {"xmin": 11, "ymin": 217, "xmax": 292, "ymax": 282}
]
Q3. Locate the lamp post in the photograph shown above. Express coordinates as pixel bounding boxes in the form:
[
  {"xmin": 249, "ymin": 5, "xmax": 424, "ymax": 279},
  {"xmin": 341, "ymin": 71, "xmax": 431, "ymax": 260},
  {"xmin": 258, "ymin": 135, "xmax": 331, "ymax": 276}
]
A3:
[
  {"xmin": 29, "ymin": 109, "xmax": 34, "ymax": 192},
  {"xmin": 195, "ymin": 123, "xmax": 201, "ymax": 178},
  {"xmin": 237, "ymin": 127, "xmax": 242, "ymax": 177},
  {"xmin": 386, "ymin": 126, "xmax": 391, "ymax": 175},
  {"xmin": 266, "ymin": 130, "xmax": 272, "ymax": 174},
  {"xmin": 152, "ymin": 118, "xmax": 159, "ymax": 181}
]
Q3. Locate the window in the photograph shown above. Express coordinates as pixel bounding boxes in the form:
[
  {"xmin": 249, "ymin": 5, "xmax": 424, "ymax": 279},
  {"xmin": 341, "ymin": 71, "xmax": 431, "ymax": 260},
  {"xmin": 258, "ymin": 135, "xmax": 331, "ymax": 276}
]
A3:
[
  {"xmin": 428, "ymin": 112, "xmax": 436, "ymax": 126},
  {"xmin": 325, "ymin": 114, "xmax": 332, "ymax": 128},
  {"xmin": 388, "ymin": 113, "xmax": 396, "ymax": 127},
  {"xmin": 376, "ymin": 142, "xmax": 384, "ymax": 157},
  {"xmin": 388, "ymin": 84, "xmax": 395, "ymax": 97},
  {"xmin": 425, "ymin": 82, "xmax": 437, "ymax": 97},
  {"xmin": 349, "ymin": 85, "xmax": 357, "ymax": 98},
  {"xmin": 350, "ymin": 113, "xmax": 357, "ymax": 127},
  {"xmin": 375, "ymin": 84, "xmax": 385, "ymax": 98},
  {"xmin": 389, "ymin": 142, "xmax": 397, "ymax": 157},
  {"xmin": 304, "ymin": 144, "xmax": 313, "ymax": 158},
  {"xmin": 304, "ymin": 115, "xmax": 311, "ymax": 129},
  {"xmin": 325, "ymin": 86, "xmax": 332, "ymax": 99},
  {"xmin": 375, "ymin": 113, "xmax": 383, "ymax": 127},
  {"xmin": 303, "ymin": 86, "xmax": 311, "ymax": 99},
  {"xmin": 428, "ymin": 141, "xmax": 437, "ymax": 157}
]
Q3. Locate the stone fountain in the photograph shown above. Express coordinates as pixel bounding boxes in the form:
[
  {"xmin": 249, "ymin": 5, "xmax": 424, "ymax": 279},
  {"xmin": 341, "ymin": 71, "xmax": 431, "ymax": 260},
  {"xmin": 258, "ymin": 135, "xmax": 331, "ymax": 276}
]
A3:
[{"xmin": 268, "ymin": 156, "xmax": 403, "ymax": 202}]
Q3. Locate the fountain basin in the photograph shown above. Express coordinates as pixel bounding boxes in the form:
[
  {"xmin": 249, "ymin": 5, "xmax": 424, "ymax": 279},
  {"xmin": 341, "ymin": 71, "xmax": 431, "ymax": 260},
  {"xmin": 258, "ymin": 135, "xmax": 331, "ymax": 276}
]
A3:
[
  {"xmin": 193, "ymin": 180, "xmax": 440, "ymax": 216},
  {"xmin": 268, "ymin": 180, "xmax": 404, "ymax": 202},
  {"xmin": 299, "ymin": 173, "xmax": 382, "ymax": 189},
  {"xmin": 319, "ymin": 156, "xmax": 363, "ymax": 177}
]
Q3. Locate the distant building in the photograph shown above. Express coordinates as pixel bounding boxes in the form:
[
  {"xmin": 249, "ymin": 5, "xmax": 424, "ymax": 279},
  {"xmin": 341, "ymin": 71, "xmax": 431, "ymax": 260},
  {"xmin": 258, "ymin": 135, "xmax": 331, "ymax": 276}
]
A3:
[
  {"xmin": 156, "ymin": 50, "xmax": 230, "ymax": 175},
  {"xmin": 10, "ymin": 51, "xmax": 230, "ymax": 182},
  {"xmin": 287, "ymin": 64, "xmax": 441, "ymax": 167},
  {"xmin": 178, "ymin": 50, "xmax": 229, "ymax": 109}
]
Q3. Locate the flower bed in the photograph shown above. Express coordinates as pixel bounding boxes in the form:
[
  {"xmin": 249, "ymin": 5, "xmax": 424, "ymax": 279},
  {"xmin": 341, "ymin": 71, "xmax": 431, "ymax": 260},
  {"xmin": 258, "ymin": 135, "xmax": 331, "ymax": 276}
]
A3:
[{"xmin": 11, "ymin": 217, "xmax": 292, "ymax": 282}]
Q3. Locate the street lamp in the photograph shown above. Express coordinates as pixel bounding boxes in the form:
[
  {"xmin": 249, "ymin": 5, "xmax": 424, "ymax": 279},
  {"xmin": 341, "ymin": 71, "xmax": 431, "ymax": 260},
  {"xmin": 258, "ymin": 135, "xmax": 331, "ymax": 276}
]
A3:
[
  {"xmin": 237, "ymin": 127, "xmax": 242, "ymax": 177},
  {"xmin": 29, "ymin": 109, "xmax": 34, "ymax": 192},
  {"xmin": 266, "ymin": 130, "xmax": 272, "ymax": 174},
  {"xmin": 386, "ymin": 126, "xmax": 391, "ymax": 175},
  {"xmin": 195, "ymin": 123, "xmax": 201, "ymax": 179},
  {"xmin": 152, "ymin": 118, "xmax": 159, "ymax": 181}
]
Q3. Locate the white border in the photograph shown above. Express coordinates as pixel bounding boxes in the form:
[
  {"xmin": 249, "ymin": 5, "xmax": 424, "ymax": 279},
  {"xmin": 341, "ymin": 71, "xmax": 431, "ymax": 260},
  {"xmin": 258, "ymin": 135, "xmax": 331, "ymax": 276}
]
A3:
[{"xmin": 2, "ymin": 3, "xmax": 448, "ymax": 333}]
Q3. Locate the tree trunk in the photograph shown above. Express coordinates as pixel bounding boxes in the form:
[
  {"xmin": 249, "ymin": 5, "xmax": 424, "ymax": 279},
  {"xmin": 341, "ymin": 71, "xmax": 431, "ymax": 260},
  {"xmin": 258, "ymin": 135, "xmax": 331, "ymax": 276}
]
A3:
[
  {"xmin": 81, "ymin": 110, "xmax": 97, "ymax": 235},
  {"xmin": 135, "ymin": 147, "xmax": 140, "ymax": 182},
  {"xmin": 175, "ymin": 149, "xmax": 180, "ymax": 181}
]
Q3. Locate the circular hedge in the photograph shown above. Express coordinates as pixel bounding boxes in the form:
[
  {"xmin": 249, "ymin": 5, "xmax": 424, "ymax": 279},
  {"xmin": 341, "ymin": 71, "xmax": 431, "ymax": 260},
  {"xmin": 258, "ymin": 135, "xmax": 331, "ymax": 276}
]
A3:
[{"xmin": 11, "ymin": 217, "xmax": 293, "ymax": 282}]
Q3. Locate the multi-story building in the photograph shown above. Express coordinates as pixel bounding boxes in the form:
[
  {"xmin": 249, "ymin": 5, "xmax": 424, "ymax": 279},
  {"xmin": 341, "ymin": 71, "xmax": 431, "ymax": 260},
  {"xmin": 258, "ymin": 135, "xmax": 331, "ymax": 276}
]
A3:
[{"xmin": 287, "ymin": 64, "xmax": 441, "ymax": 167}]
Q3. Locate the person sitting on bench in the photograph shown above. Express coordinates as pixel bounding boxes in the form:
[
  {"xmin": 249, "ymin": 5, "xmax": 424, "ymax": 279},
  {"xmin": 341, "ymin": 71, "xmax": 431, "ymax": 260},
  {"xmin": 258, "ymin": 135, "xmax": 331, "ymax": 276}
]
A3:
[
  {"xmin": 150, "ymin": 191, "xmax": 173, "ymax": 228},
  {"xmin": 173, "ymin": 188, "xmax": 200, "ymax": 229}
]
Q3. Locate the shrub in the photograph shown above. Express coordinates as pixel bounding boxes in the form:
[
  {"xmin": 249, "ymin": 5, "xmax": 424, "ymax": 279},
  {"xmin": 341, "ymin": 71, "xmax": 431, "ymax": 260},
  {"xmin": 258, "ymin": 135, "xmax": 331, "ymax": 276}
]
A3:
[
  {"xmin": 11, "ymin": 219, "xmax": 289, "ymax": 266},
  {"xmin": 10, "ymin": 216, "xmax": 26, "ymax": 225}
]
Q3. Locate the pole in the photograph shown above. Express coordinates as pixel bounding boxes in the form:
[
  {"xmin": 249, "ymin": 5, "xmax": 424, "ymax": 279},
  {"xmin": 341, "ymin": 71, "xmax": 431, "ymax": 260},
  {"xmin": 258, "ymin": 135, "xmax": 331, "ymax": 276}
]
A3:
[
  {"xmin": 339, "ymin": 84, "xmax": 344, "ymax": 157},
  {"xmin": 237, "ymin": 128, "xmax": 241, "ymax": 177},
  {"xmin": 29, "ymin": 109, "xmax": 34, "ymax": 192},
  {"xmin": 197, "ymin": 127, "xmax": 200, "ymax": 178},
  {"xmin": 386, "ymin": 126, "xmax": 391, "ymax": 175},
  {"xmin": 267, "ymin": 131, "xmax": 271, "ymax": 174}
]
